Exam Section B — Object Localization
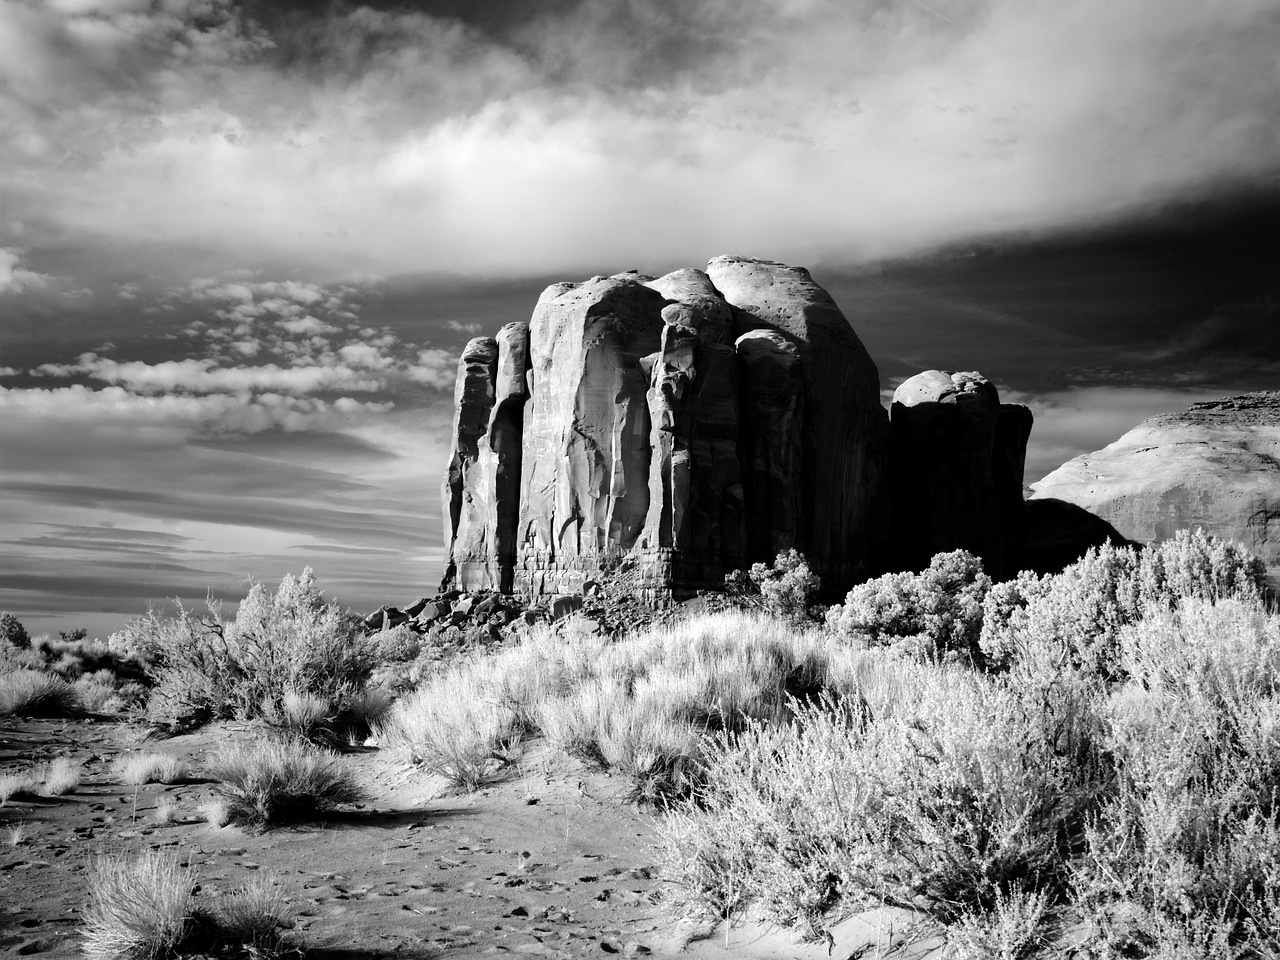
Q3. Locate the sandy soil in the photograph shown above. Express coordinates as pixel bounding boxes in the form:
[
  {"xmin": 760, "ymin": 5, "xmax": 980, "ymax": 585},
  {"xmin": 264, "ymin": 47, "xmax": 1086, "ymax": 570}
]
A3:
[{"xmin": 0, "ymin": 718, "xmax": 941, "ymax": 959}]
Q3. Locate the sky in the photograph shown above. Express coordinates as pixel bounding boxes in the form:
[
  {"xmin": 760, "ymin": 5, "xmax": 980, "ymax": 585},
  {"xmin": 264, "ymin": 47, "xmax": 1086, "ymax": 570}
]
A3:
[{"xmin": 1, "ymin": 0, "xmax": 1278, "ymax": 638}]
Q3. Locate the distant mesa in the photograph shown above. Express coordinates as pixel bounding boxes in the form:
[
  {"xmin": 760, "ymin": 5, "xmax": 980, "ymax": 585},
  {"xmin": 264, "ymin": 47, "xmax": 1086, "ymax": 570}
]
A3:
[
  {"xmin": 1031, "ymin": 393, "xmax": 1280, "ymax": 587},
  {"xmin": 440, "ymin": 256, "xmax": 1034, "ymax": 601}
]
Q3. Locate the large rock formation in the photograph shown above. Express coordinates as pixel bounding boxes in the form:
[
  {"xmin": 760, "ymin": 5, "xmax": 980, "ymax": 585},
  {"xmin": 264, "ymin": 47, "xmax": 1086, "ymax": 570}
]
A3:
[
  {"xmin": 440, "ymin": 257, "xmax": 1033, "ymax": 600},
  {"xmin": 890, "ymin": 371, "xmax": 1032, "ymax": 581},
  {"xmin": 1031, "ymin": 393, "xmax": 1280, "ymax": 585}
]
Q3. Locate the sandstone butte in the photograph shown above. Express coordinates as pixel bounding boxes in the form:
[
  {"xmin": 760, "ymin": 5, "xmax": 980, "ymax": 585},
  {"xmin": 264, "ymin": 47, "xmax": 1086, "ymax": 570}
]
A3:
[
  {"xmin": 1031, "ymin": 393, "xmax": 1280, "ymax": 587},
  {"xmin": 441, "ymin": 256, "xmax": 1034, "ymax": 602}
]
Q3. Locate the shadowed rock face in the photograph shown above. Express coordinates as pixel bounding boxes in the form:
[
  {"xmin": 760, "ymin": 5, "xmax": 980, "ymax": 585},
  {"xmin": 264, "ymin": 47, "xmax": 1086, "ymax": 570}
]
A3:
[
  {"xmin": 1031, "ymin": 393, "xmax": 1280, "ymax": 586},
  {"xmin": 706, "ymin": 256, "xmax": 891, "ymax": 585},
  {"xmin": 890, "ymin": 371, "xmax": 1033, "ymax": 581},
  {"xmin": 441, "ymin": 337, "xmax": 498, "ymax": 588},
  {"xmin": 440, "ymin": 258, "xmax": 1031, "ymax": 600}
]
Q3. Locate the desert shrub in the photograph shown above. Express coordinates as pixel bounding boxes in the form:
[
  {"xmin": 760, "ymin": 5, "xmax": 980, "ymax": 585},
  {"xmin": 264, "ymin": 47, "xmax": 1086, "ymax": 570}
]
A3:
[
  {"xmin": 111, "ymin": 752, "xmax": 187, "ymax": 785},
  {"xmin": 0, "ymin": 771, "xmax": 42, "ymax": 804},
  {"xmin": 382, "ymin": 611, "xmax": 855, "ymax": 800},
  {"xmin": 948, "ymin": 887, "xmax": 1052, "ymax": 960},
  {"xmin": 827, "ymin": 550, "xmax": 992, "ymax": 665},
  {"xmin": 725, "ymin": 549, "xmax": 821, "ymax": 621},
  {"xmin": 209, "ymin": 879, "xmax": 291, "ymax": 953},
  {"xmin": 82, "ymin": 850, "xmax": 293, "ymax": 960},
  {"xmin": 1073, "ymin": 599, "xmax": 1280, "ymax": 955},
  {"xmin": 41, "ymin": 757, "xmax": 82, "ymax": 795},
  {"xmin": 980, "ymin": 531, "xmax": 1268, "ymax": 678},
  {"xmin": 0, "ymin": 669, "xmax": 79, "ymax": 717},
  {"xmin": 205, "ymin": 738, "xmax": 364, "ymax": 828},
  {"xmin": 134, "ymin": 568, "xmax": 376, "ymax": 733},
  {"xmin": 0, "ymin": 611, "xmax": 30, "ymax": 649},
  {"xmin": 660, "ymin": 657, "xmax": 1110, "ymax": 933},
  {"xmin": 82, "ymin": 849, "xmax": 194, "ymax": 960}
]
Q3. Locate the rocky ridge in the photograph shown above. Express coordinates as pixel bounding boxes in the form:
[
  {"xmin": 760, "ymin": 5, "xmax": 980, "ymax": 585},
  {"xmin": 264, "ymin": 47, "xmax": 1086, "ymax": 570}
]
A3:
[
  {"xmin": 1031, "ymin": 392, "xmax": 1280, "ymax": 584},
  {"xmin": 441, "ymin": 256, "xmax": 1034, "ymax": 601}
]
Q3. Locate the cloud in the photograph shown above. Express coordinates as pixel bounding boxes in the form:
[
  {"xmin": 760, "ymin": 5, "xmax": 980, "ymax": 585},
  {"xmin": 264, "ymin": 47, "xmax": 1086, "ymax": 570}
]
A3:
[
  {"xmin": 0, "ymin": 247, "xmax": 51, "ymax": 293},
  {"xmin": 1, "ymin": 0, "xmax": 1277, "ymax": 282}
]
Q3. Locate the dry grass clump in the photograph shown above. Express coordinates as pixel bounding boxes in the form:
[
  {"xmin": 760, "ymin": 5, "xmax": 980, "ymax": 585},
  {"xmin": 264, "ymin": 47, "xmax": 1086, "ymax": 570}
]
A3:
[
  {"xmin": 81, "ymin": 850, "xmax": 291, "ymax": 960},
  {"xmin": 0, "ymin": 669, "xmax": 79, "ymax": 717},
  {"xmin": 1, "ymin": 757, "xmax": 83, "ymax": 801},
  {"xmin": 82, "ymin": 849, "xmax": 193, "ymax": 960},
  {"xmin": 204, "ymin": 738, "xmax": 364, "ymax": 828},
  {"xmin": 0, "ymin": 771, "xmax": 42, "ymax": 805},
  {"xmin": 40, "ymin": 756, "xmax": 82, "ymax": 795},
  {"xmin": 381, "ymin": 611, "xmax": 856, "ymax": 800},
  {"xmin": 110, "ymin": 751, "xmax": 187, "ymax": 785}
]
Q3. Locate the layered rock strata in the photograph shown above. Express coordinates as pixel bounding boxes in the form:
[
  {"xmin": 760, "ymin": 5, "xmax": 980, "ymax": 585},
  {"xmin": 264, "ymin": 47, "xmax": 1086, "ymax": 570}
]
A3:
[
  {"xmin": 889, "ymin": 371, "xmax": 1033, "ymax": 581},
  {"xmin": 1031, "ymin": 393, "xmax": 1280, "ymax": 585},
  {"xmin": 440, "ymin": 257, "xmax": 1032, "ymax": 599}
]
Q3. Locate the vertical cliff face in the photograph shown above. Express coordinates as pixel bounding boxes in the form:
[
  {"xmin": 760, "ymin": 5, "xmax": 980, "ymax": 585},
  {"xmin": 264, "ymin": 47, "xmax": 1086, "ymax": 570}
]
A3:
[
  {"xmin": 706, "ymin": 256, "xmax": 891, "ymax": 584},
  {"xmin": 889, "ymin": 371, "xmax": 1032, "ymax": 581},
  {"xmin": 440, "ymin": 337, "xmax": 498, "ymax": 589},
  {"xmin": 439, "ymin": 258, "xmax": 1033, "ymax": 599}
]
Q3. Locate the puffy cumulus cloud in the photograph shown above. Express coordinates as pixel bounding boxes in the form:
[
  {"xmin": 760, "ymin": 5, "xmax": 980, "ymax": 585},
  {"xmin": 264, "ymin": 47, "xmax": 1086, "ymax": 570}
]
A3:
[
  {"xmin": 0, "ymin": 0, "xmax": 1277, "ymax": 281},
  {"xmin": 0, "ymin": 247, "xmax": 51, "ymax": 293}
]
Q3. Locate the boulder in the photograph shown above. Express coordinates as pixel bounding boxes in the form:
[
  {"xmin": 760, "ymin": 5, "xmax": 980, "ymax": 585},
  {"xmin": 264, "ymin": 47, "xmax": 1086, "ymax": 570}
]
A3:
[
  {"xmin": 550, "ymin": 594, "xmax": 584, "ymax": 621},
  {"xmin": 706, "ymin": 255, "xmax": 890, "ymax": 584},
  {"xmin": 1024, "ymin": 498, "xmax": 1132, "ymax": 574},
  {"xmin": 414, "ymin": 601, "xmax": 450, "ymax": 626},
  {"xmin": 1031, "ymin": 393, "xmax": 1280, "ymax": 585},
  {"xmin": 890, "ymin": 370, "xmax": 1032, "ymax": 580}
]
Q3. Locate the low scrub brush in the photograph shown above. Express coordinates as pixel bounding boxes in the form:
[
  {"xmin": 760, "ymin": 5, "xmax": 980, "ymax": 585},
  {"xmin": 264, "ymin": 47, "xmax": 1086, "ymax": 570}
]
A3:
[
  {"xmin": 111, "ymin": 752, "xmax": 187, "ymax": 785},
  {"xmin": 81, "ymin": 850, "xmax": 292, "ymax": 960},
  {"xmin": 205, "ymin": 739, "xmax": 364, "ymax": 828},
  {"xmin": 0, "ymin": 669, "xmax": 78, "ymax": 717}
]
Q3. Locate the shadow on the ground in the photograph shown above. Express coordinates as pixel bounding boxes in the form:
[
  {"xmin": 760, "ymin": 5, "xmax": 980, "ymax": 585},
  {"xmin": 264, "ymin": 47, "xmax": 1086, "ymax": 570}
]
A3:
[{"xmin": 319, "ymin": 805, "xmax": 479, "ymax": 829}]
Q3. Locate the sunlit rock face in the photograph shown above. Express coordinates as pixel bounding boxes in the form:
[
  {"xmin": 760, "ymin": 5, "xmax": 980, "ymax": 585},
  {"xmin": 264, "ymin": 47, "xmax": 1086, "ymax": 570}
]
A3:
[
  {"xmin": 440, "ymin": 257, "xmax": 1031, "ymax": 600},
  {"xmin": 890, "ymin": 370, "xmax": 1033, "ymax": 581},
  {"xmin": 1031, "ymin": 393, "xmax": 1280, "ymax": 586}
]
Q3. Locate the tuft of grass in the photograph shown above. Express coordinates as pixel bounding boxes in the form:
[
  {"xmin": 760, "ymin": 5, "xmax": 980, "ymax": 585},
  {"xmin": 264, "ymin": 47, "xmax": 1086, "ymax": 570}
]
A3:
[
  {"xmin": 0, "ymin": 669, "xmax": 79, "ymax": 717},
  {"xmin": 0, "ymin": 772, "xmax": 42, "ymax": 805},
  {"xmin": 81, "ymin": 850, "xmax": 295, "ymax": 960},
  {"xmin": 40, "ymin": 756, "xmax": 82, "ymax": 796},
  {"xmin": 381, "ymin": 611, "xmax": 856, "ymax": 801},
  {"xmin": 111, "ymin": 752, "xmax": 187, "ymax": 786},
  {"xmin": 204, "ymin": 738, "xmax": 364, "ymax": 828},
  {"xmin": 6, "ymin": 823, "xmax": 28, "ymax": 847},
  {"xmin": 81, "ymin": 849, "xmax": 193, "ymax": 960},
  {"xmin": 153, "ymin": 797, "xmax": 178, "ymax": 824},
  {"xmin": 199, "ymin": 798, "xmax": 230, "ymax": 828},
  {"xmin": 211, "ymin": 879, "xmax": 291, "ymax": 951}
]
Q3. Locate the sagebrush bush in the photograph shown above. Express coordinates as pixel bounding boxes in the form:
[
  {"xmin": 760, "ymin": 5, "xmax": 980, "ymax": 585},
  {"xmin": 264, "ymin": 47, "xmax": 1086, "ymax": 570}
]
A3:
[
  {"xmin": 725, "ymin": 549, "xmax": 821, "ymax": 621},
  {"xmin": 0, "ymin": 669, "xmax": 79, "ymax": 717},
  {"xmin": 980, "ymin": 530, "xmax": 1267, "ymax": 677},
  {"xmin": 1074, "ymin": 599, "xmax": 1280, "ymax": 955},
  {"xmin": 827, "ymin": 549, "xmax": 992, "ymax": 664},
  {"xmin": 205, "ymin": 738, "xmax": 364, "ymax": 828},
  {"xmin": 660, "ymin": 659, "xmax": 1110, "ymax": 933},
  {"xmin": 382, "ymin": 611, "xmax": 856, "ymax": 800},
  {"xmin": 124, "ymin": 568, "xmax": 376, "ymax": 732}
]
